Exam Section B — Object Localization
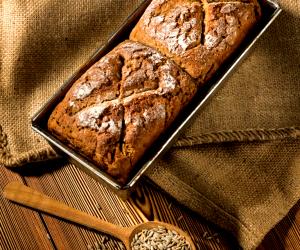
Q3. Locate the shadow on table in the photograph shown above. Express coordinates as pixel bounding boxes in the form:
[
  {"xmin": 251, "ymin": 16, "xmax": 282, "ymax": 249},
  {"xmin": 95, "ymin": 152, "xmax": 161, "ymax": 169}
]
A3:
[{"xmin": 10, "ymin": 158, "xmax": 68, "ymax": 177}]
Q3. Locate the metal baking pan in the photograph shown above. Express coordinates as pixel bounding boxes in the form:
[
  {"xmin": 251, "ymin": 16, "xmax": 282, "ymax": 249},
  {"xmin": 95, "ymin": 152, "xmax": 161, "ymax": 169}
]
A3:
[{"xmin": 32, "ymin": 0, "xmax": 282, "ymax": 198}]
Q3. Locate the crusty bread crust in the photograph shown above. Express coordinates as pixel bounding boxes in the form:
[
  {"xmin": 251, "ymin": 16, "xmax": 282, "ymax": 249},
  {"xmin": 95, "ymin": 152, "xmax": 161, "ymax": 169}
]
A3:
[{"xmin": 48, "ymin": 41, "xmax": 197, "ymax": 184}]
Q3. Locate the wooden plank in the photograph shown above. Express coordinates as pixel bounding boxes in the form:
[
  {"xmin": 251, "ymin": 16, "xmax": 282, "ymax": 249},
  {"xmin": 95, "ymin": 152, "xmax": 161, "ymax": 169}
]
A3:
[
  {"xmin": 24, "ymin": 162, "xmax": 143, "ymax": 250},
  {"xmin": 0, "ymin": 160, "xmax": 299, "ymax": 249},
  {"xmin": 0, "ymin": 166, "xmax": 53, "ymax": 250},
  {"xmin": 23, "ymin": 162, "xmax": 239, "ymax": 249}
]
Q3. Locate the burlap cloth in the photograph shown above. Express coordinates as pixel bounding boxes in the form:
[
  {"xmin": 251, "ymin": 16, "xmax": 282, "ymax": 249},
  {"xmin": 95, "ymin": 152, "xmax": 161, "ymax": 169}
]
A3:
[{"xmin": 1, "ymin": 0, "xmax": 299, "ymax": 249}]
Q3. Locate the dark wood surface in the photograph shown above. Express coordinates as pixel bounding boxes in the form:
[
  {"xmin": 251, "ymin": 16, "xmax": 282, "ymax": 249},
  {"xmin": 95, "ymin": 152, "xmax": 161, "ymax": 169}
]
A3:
[{"xmin": 0, "ymin": 160, "xmax": 299, "ymax": 250}]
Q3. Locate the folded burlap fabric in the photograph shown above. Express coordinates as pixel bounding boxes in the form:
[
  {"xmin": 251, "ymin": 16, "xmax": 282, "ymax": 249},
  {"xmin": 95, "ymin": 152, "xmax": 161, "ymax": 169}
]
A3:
[
  {"xmin": 146, "ymin": 139, "xmax": 300, "ymax": 249},
  {"xmin": 1, "ymin": 0, "xmax": 299, "ymax": 249}
]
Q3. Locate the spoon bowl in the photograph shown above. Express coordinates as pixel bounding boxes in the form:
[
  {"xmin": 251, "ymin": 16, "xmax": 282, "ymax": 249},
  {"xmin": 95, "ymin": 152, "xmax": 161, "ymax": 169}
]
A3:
[
  {"xmin": 3, "ymin": 182, "xmax": 196, "ymax": 249},
  {"xmin": 127, "ymin": 221, "xmax": 195, "ymax": 249}
]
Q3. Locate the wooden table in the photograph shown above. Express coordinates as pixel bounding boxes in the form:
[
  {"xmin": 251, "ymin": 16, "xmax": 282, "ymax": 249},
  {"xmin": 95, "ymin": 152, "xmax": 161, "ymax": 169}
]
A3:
[{"xmin": 0, "ymin": 160, "xmax": 299, "ymax": 249}]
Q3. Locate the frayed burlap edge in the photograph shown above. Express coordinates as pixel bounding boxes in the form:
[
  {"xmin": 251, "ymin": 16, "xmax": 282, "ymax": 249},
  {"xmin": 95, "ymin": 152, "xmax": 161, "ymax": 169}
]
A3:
[
  {"xmin": 0, "ymin": 125, "xmax": 57, "ymax": 168},
  {"xmin": 1, "ymin": 124, "xmax": 299, "ymax": 168},
  {"xmin": 174, "ymin": 127, "xmax": 300, "ymax": 147},
  {"xmin": 0, "ymin": 145, "xmax": 58, "ymax": 168}
]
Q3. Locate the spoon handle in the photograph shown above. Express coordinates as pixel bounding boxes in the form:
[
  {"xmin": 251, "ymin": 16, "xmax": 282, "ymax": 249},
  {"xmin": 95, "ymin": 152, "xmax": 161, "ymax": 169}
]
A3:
[{"xmin": 3, "ymin": 182, "xmax": 129, "ymax": 241}]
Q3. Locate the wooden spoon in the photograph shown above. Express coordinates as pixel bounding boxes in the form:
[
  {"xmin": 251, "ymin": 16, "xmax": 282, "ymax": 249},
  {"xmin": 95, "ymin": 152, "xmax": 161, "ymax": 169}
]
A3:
[{"xmin": 3, "ymin": 182, "xmax": 196, "ymax": 250}]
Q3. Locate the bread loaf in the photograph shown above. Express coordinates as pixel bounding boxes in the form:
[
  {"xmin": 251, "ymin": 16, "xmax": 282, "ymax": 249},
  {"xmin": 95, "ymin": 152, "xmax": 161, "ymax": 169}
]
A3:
[
  {"xmin": 48, "ymin": 41, "xmax": 197, "ymax": 184},
  {"xmin": 48, "ymin": 0, "xmax": 261, "ymax": 184},
  {"xmin": 130, "ymin": 0, "xmax": 261, "ymax": 83}
]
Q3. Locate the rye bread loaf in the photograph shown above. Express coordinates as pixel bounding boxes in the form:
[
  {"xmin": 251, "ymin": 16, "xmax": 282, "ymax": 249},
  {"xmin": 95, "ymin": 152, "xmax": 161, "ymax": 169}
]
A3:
[
  {"xmin": 130, "ymin": 0, "xmax": 261, "ymax": 83},
  {"xmin": 48, "ymin": 40, "xmax": 197, "ymax": 184},
  {"xmin": 48, "ymin": 0, "xmax": 261, "ymax": 184}
]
